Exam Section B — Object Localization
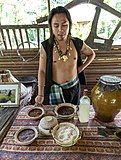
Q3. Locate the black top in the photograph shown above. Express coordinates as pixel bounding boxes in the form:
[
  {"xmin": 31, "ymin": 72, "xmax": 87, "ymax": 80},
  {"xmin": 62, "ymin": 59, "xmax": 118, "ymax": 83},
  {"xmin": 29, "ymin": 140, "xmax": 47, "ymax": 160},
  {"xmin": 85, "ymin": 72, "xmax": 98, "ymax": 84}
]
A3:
[{"xmin": 41, "ymin": 37, "xmax": 86, "ymax": 104}]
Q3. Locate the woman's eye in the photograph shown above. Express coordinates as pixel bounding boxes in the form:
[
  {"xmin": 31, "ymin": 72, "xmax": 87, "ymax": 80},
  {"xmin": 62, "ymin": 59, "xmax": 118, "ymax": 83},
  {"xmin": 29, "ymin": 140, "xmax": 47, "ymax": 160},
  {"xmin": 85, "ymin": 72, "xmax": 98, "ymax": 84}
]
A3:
[
  {"xmin": 54, "ymin": 25, "xmax": 58, "ymax": 28},
  {"xmin": 62, "ymin": 24, "xmax": 68, "ymax": 27}
]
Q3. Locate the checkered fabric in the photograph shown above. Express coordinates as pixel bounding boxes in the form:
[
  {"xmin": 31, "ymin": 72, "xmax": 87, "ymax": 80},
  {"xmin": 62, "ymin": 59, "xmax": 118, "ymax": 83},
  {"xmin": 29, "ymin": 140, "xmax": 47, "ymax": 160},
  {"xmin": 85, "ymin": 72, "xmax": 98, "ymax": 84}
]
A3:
[{"xmin": 49, "ymin": 76, "xmax": 79, "ymax": 104}]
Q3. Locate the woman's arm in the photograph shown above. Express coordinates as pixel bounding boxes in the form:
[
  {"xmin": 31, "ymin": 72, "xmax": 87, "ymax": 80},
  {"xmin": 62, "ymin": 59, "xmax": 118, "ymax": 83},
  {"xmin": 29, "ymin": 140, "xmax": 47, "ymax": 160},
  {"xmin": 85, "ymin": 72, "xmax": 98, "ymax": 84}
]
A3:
[
  {"xmin": 78, "ymin": 42, "xmax": 95, "ymax": 73},
  {"xmin": 35, "ymin": 45, "xmax": 47, "ymax": 104}
]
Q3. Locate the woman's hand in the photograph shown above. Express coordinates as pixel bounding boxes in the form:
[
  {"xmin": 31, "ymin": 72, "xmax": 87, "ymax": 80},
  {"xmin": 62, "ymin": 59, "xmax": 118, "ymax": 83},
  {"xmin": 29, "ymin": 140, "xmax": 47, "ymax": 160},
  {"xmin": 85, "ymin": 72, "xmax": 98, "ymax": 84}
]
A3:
[{"xmin": 35, "ymin": 95, "xmax": 44, "ymax": 104}]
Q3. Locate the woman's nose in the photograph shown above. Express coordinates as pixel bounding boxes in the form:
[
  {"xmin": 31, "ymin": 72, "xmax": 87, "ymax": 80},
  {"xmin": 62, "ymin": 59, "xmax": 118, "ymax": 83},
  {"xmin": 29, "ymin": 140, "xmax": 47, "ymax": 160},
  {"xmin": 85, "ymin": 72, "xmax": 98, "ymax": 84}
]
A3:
[{"xmin": 58, "ymin": 26, "xmax": 63, "ymax": 32}]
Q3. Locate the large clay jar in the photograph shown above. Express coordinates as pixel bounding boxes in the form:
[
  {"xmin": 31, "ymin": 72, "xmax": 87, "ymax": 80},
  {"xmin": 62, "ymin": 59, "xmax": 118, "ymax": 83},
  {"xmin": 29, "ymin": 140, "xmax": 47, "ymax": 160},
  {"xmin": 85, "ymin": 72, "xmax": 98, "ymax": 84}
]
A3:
[{"xmin": 91, "ymin": 75, "xmax": 121, "ymax": 122}]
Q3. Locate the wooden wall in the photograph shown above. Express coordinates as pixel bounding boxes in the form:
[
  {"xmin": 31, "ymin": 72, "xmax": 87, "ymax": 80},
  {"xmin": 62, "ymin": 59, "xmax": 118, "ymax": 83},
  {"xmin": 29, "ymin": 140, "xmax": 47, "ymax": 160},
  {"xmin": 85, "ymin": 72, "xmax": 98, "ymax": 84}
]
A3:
[
  {"xmin": 1, "ymin": 48, "xmax": 121, "ymax": 94},
  {"xmin": 0, "ymin": 48, "xmax": 39, "ymax": 78}
]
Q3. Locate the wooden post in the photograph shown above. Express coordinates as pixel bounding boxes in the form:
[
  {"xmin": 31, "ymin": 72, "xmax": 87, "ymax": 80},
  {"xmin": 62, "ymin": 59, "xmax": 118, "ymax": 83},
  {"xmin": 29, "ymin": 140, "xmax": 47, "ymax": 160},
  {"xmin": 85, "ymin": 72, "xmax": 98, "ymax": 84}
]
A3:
[{"xmin": 47, "ymin": 0, "xmax": 50, "ymax": 13}]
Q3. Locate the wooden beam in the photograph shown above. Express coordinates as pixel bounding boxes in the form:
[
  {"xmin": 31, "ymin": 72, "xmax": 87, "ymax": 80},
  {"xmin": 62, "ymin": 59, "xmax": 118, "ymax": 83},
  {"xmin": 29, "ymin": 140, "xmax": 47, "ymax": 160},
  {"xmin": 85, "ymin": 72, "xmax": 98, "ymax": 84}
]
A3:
[{"xmin": 65, "ymin": 0, "xmax": 121, "ymax": 18}]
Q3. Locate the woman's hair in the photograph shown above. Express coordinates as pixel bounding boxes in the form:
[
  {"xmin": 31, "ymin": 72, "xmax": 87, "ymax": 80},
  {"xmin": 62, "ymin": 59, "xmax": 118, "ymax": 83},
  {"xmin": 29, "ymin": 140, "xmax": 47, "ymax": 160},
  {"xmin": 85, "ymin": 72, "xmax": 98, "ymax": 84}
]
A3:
[{"xmin": 48, "ymin": 6, "xmax": 72, "ymax": 41}]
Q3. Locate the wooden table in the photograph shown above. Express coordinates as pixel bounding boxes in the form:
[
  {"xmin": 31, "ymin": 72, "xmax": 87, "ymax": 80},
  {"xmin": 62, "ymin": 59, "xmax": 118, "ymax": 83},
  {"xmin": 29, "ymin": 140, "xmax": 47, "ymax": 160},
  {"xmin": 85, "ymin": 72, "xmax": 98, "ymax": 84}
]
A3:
[
  {"xmin": 0, "ymin": 89, "xmax": 32, "ymax": 143},
  {"xmin": 0, "ymin": 105, "xmax": 121, "ymax": 160},
  {"xmin": 0, "ymin": 107, "xmax": 19, "ymax": 143}
]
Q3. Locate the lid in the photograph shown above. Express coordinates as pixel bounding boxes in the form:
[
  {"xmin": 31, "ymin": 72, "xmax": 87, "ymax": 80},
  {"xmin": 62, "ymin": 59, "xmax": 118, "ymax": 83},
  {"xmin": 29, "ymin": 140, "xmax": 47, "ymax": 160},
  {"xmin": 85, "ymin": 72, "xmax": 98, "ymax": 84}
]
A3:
[
  {"xmin": 39, "ymin": 116, "xmax": 58, "ymax": 130},
  {"xmin": 99, "ymin": 75, "xmax": 121, "ymax": 85}
]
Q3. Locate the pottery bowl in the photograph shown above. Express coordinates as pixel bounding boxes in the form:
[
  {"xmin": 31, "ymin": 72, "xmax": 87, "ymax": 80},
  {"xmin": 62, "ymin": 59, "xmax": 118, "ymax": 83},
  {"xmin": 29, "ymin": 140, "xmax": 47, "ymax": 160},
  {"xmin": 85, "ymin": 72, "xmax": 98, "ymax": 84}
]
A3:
[
  {"xmin": 27, "ymin": 106, "xmax": 45, "ymax": 120},
  {"xmin": 14, "ymin": 126, "xmax": 38, "ymax": 145},
  {"xmin": 54, "ymin": 103, "xmax": 77, "ymax": 119}
]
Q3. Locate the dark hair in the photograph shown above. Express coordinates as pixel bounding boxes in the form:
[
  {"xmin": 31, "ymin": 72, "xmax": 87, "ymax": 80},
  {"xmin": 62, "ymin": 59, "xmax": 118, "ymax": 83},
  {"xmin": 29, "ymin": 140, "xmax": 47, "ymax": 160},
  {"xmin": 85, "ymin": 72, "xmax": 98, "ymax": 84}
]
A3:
[{"xmin": 48, "ymin": 6, "xmax": 72, "ymax": 41}]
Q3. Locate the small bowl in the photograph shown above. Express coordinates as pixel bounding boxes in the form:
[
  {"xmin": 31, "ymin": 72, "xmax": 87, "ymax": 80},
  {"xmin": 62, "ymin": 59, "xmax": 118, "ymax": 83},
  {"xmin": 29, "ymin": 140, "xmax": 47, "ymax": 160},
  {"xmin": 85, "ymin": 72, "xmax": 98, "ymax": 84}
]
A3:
[
  {"xmin": 14, "ymin": 126, "xmax": 38, "ymax": 145},
  {"xmin": 27, "ymin": 106, "xmax": 44, "ymax": 120},
  {"xmin": 38, "ymin": 116, "xmax": 58, "ymax": 135},
  {"xmin": 54, "ymin": 103, "xmax": 77, "ymax": 119},
  {"xmin": 51, "ymin": 122, "xmax": 80, "ymax": 147}
]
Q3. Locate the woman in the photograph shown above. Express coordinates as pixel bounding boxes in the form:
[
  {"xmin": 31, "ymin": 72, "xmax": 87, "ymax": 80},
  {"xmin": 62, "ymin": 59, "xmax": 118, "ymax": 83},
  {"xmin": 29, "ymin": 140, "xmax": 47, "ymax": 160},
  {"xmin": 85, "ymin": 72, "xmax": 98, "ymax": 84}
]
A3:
[{"xmin": 35, "ymin": 6, "xmax": 95, "ymax": 105}]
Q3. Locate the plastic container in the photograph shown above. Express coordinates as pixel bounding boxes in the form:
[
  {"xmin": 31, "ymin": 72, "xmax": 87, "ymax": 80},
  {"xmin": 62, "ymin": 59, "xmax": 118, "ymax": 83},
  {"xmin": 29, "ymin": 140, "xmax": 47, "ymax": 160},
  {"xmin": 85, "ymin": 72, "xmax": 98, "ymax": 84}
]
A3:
[{"xmin": 78, "ymin": 89, "xmax": 90, "ymax": 123}]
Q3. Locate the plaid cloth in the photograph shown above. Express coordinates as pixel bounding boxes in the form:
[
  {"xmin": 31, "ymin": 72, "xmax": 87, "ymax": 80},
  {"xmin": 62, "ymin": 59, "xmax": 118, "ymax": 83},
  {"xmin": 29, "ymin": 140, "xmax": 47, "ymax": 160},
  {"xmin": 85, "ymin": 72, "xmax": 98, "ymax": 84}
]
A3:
[{"xmin": 49, "ymin": 76, "xmax": 79, "ymax": 104}]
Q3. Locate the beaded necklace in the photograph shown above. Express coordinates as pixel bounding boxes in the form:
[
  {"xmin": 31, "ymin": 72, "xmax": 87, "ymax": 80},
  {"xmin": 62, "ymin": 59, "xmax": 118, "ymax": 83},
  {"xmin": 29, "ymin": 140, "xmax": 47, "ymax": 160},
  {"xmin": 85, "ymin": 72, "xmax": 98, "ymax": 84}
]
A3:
[{"xmin": 54, "ymin": 36, "xmax": 72, "ymax": 62}]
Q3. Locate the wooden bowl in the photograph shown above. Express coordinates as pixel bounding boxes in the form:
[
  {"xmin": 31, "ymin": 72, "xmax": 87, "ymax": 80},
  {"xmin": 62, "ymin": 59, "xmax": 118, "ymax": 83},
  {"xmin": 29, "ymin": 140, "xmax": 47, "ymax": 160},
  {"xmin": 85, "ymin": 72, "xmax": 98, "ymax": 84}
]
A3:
[
  {"xmin": 54, "ymin": 103, "xmax": 77, "ymax": 119},
  {"xmin": 14, "ymin": 126, "xmax": 38, "ymax": 145}
]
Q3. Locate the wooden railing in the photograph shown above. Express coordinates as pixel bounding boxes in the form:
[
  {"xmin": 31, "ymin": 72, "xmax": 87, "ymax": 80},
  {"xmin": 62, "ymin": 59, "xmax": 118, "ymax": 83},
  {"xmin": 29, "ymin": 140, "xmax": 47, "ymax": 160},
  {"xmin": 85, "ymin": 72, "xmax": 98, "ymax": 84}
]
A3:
[
  {"xmin": 0, "ymin": 24, "xmax": 48, "ymax": 50},
  {"xmin": 0, "ymin": 23, "xmax": 121, "ymax": 96}
]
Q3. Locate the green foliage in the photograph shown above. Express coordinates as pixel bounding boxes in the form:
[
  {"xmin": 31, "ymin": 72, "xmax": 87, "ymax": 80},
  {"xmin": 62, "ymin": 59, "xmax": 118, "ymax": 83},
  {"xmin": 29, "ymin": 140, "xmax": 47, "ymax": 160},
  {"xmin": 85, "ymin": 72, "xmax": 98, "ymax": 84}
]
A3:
[
  {"xmin": 115, "ymin": 2, "xmax": 121, "ymax": 12},
  {"xmin": 0, "ymin": 0, "xmax": 120, "ymax": 44}
]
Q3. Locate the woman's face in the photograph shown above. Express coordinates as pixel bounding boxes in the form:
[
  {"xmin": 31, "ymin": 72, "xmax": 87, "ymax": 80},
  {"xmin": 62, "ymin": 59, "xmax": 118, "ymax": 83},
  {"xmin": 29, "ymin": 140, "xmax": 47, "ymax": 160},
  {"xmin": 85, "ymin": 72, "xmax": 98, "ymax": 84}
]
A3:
[{"xmin": 51, "ymin": 13, "xmax": 70, "ymax": 41}]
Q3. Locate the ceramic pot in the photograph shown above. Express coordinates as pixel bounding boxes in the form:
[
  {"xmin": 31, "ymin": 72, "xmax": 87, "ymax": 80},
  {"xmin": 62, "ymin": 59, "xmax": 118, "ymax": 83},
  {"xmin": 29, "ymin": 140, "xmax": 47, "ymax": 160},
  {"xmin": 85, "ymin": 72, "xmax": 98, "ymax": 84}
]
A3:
[
  {"xmin": 54, "ymin": 103, "xmax": 77, "ymax": 119},
  {"xmin": 91, "ymin": 75, "xmax": 121, "ymax": 122},
  {"xmin": 38, "ymin": 116, "xmax": 58, "ymax": 135}
]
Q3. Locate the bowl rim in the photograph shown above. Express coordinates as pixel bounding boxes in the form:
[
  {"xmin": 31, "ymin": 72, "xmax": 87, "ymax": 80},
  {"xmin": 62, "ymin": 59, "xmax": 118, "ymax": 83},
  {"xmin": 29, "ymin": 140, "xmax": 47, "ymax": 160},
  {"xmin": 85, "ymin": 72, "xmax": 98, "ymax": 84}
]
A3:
[
  {"xmin": 27, "ymin": 106, "xmax": 45, "ymax": 120},
  {"xmin": 51, "ymin": 122, "xmax": 80, "ymax": 147},
  {"xmin": 14, "ymin": 126, "xmax": 38, "ymax": 145},
  {"xmin": 54, "ymin": 103, "xmax": 77, "ymax": 119},
  {"xmin": 38, "ymin": 124, "xmax": 51, "ymax": 135}
]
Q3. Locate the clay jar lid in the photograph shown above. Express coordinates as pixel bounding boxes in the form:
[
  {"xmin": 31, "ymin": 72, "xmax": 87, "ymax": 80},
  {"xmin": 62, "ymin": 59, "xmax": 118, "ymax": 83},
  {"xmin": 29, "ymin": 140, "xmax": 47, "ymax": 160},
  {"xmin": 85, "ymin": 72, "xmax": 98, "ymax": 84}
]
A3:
[
  {"xmin": 38, "ymin": 116, "xmax": 58, "ymax": 135},
  {"xmin": 100, "ymin": 75, "xmax": 121, "ymax": 85}
]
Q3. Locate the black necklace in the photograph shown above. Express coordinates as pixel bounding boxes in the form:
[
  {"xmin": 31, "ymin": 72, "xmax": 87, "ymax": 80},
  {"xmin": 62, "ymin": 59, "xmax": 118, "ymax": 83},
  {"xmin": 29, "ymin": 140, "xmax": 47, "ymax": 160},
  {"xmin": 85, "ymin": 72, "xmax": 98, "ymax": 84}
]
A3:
[{"xmin": 54, "ymin": 36, "xmax": 71, "ymax": 62}]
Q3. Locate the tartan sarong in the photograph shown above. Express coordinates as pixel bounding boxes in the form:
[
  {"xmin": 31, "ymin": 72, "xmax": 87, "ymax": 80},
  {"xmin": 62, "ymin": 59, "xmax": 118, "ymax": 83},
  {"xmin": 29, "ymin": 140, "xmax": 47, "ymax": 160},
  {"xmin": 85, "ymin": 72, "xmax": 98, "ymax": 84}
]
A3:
[{"xmin": 49, "ymin": 76, "xmax": 79, "ymax": 104}]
